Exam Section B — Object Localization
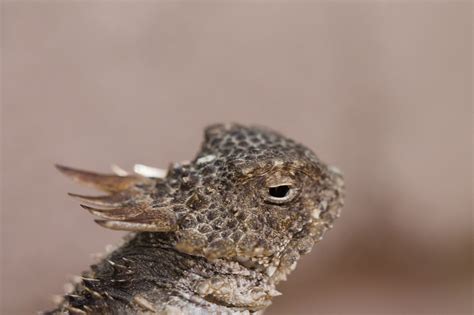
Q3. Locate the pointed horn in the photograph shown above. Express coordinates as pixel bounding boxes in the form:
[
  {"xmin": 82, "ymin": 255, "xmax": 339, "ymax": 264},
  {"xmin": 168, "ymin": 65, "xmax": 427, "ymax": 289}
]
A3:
[
  {"xmin": 80, "ymin": 204, "xmax": 138, "ymax": 221},
  {"xmin": 56, "ymin": 164, "xmax": 143, "ymax": 192},
  {"xmin": 93, "ymin": 206, "xmax": 177, "ymax": 232},
  {"xmin": 95, "ymin": 220, "xmax": 175, "ymax": 232},
  {"xmin": 133, "ymin": 164, "xmax": 167, "ymax": 178},
  {"xmin": 68, "ymin": 193, "xmax": 129, "ymax": 208},
  {"xmin": 110, "ymin": 164, "xmax": 129, "ymax": 176}
]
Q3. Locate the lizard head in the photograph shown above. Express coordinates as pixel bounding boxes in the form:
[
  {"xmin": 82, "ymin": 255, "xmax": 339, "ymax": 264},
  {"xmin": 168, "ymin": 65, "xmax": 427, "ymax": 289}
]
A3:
[{"xmin": 57, "ymin": 123, "xmax": 344, "ymax": 283}]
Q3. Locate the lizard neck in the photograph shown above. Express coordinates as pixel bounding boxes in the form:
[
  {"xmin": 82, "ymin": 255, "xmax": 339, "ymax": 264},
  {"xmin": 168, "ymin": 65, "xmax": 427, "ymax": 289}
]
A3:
[{"xmin": 49, "ymin": 232, "xmax": 279, "ymax": 314}]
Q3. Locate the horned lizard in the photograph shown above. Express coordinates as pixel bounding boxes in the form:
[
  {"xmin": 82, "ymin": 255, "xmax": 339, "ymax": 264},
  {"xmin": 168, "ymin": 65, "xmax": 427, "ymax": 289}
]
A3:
[{"xmin": 46, "ymin": 123, "xmax": 344, "ymax": 314}]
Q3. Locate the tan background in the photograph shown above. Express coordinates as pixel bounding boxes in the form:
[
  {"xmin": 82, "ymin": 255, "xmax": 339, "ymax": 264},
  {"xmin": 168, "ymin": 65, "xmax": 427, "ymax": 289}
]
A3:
[{"xmin": 1, "ymin": 1, "xmax": 472, "ymax": 314}]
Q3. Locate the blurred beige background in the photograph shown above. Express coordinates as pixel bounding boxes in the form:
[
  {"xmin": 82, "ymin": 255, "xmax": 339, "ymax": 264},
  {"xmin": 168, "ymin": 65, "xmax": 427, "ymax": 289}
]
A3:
[{"xmin": 1, "ymin": 1, "xmax": 472, "ymax": 314}]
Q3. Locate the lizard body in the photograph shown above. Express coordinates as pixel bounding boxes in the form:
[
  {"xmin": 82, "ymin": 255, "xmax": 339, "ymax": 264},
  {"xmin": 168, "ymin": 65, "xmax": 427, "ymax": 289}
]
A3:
[{"xmin": 47, "ymin": 123, "xmax": 344, "ymax": 314}]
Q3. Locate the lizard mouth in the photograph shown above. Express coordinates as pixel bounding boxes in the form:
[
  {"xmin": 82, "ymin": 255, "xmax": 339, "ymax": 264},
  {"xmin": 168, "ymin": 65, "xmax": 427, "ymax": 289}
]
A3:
[
  {"xmin": 228, "ymin": 205, "xmax": 335, "ymax": 276},
  {"xmin": 263, "ymin": 209, "xmax": 336, "ymax": 283}
]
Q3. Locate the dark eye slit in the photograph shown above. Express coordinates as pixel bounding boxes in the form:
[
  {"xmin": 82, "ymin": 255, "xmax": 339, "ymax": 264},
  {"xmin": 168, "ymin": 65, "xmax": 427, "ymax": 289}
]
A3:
[{"xmin": 269, "ymin": 185, "xmax": 290, "ymax": 198}]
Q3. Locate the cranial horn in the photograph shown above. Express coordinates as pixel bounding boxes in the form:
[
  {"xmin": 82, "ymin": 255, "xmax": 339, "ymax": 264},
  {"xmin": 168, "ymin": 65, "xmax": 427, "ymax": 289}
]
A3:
[
  {"xmin": 67, "ymin": 193, "xmax": 130, "ymax": 208},
  {"xmin": 95, "ymin": 218, "xmax": 176, "ymax": 232},
  {"xmin": 56, "ymin": 164, "xmax": 147, "ymax": 193}
]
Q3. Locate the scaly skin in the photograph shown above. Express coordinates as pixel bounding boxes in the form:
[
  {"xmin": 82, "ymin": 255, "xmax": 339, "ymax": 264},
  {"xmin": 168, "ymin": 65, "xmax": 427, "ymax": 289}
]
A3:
[{"xmin": 46, "ymin": 123, "xmax": 344, "ymax": 314}]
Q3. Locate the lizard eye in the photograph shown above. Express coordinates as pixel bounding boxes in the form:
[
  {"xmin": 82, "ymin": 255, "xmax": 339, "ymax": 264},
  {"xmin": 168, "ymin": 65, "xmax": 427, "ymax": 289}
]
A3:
[
  {"xmin": 266, "ymin": 185, "xmax": 297, "ymax": 204},
  {"xmin": 269, "ymin": 185, "xmax": 290, "ymax": 198}
]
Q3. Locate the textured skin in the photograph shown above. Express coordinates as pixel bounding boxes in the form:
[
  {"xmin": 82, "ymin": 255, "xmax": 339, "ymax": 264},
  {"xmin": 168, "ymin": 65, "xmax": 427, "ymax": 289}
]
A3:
[{"xmin": 47, "ymin": 123, "xmax": 344, "ymax": 314}]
